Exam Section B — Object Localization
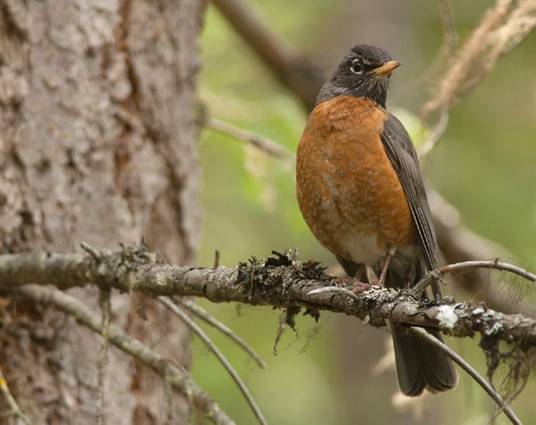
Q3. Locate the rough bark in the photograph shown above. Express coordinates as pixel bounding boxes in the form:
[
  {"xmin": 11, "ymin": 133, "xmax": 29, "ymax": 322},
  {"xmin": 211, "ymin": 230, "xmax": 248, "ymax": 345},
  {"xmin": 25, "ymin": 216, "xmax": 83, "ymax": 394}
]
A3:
[
  {"xmin": 2, "ymin": 248, "xmax": 536, "ymax": 349},
  {"xmin": 0, "ymin": 0, "xmax": 204, "ymax": 423}
]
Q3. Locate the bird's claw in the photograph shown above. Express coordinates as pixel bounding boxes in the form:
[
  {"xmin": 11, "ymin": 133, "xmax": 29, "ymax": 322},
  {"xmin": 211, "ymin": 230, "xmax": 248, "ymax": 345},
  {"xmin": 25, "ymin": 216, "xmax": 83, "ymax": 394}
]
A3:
[{"xmin": 338, "ymin": 276, "xmax": 371, "ymax": 293}]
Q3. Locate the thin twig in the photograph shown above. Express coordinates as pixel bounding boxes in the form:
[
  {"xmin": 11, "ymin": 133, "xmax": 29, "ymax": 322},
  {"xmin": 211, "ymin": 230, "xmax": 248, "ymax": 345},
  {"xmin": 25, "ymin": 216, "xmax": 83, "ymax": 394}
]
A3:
[
  {"xmin": 0, "ymin": 366, "xmax": 32, "ymax": 425},
  {"xmin": 96, "ymin": 288, "xmax": 111, "ymax": 425},
  {"xmin": 272, "ymin": 309, "xmax": 288, "ymax": 356},
  {"xmin": 210, "ymin": 0, "xmax": 324, "ymax": 108},
  {"xmin": 164, "ymin": 366, "xmax": 174, "ymax": 425},
  {"xmin": 423, "ymin": 0, "xmax": 536, "ymax": 116},
  {"xmin": 80, "ymin": 241, "xmax": 103, "ymax": 261},
  {"xmin": 159, "ymin": 297, "xmax": 268, "ymax": 425},
  {"xmin": 438, "ymin": 0, "xmax": 457, "ymax": 56},
  {"xmin": 419, "ymin": 108, "xmax": 449, "ymax": 157},
  {"xmin": 429, "ymin": 191, "xmax": 535, "ymax": 315},
  {"xmin": 7, "ymin": 285, "xmax": 235, "ymax": 425},
  {"xmin": 307, "ymin": 286, "xmax": 360, "ymax": 300},
  {"xmin": 414, "ymin": 259, "xmax": 536, "ymax": 295},
  {"xmin": 175, "ymin": 297, "xmax": 267, "ymax": 369},
  {"xmin": 440, "ymin": 260, "xmax": 536, "ymax": 282},
  {"xmin": 410, "ymin": 327, "xmax": 521, "ymax": 425},
  {"xmin": 213, "ymin": 250, "xmax": 221, "ymax": 268},
  {"xmin": 205, "ymin": 117, "xmax": 294, "ymax": 163},
  {"xmin": 420, "ymin": 0, "xmax": 455, "ymax": 157}
]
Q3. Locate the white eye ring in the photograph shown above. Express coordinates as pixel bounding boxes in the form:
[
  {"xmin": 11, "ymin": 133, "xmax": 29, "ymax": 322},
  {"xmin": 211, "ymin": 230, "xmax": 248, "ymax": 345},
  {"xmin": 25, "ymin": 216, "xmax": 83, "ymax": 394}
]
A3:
[{"xmin": 350, "ymin": 59, "xmax": 363, "ymax": 74}]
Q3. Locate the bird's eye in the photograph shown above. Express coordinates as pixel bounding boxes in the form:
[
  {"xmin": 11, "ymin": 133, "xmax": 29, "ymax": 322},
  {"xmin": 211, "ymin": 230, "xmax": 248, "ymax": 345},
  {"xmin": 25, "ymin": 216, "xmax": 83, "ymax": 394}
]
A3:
[{"xmin": 350, "ymin": 59, "xmax": 364, "ymax": 74}]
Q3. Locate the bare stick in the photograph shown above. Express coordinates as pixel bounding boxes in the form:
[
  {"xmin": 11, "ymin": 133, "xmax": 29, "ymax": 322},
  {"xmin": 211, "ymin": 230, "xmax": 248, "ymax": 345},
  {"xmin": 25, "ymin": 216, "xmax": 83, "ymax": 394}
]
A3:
[
  {"xmin": 210, "ymin": 0, "xmax": 323, "ymax": 109},
  {"xmin": 96, "ymin": 288, "xmax": 111, "ymax": 425},
  {"xmin": 164, "ymin": 366, "xmax": 174, "ymax": 425},
  {"xmin": 175, "ymin": 297, "xmax": 267, "ymax": 369},
  {"xmin": 419, "ymin": 0, "xmax": 456, "ymax": 157},
  {"xmin": 419, "ymin": 108, "xmax": 449, "ymax": 157},
  {"xmin": 205, "ymin": 117, "xmax": 294, "ymax": 163},
  {"xmin": 439, "ymin": 260, "xmax": 536, "ymax": 282},
  {"xmin": 438, "ymin": 0, "xmax": 457, "ymax": 56},
  {"xmin": 7, "ymin": 285, "xmax": 235, "ymax": 425},
  {"xmin": 410, "ymin": 327, "xmax": 521, "ymax": 425},
  {"xmin": 414, "ymin": 259, "xmax": 536, "ymax": 295},
  {"xmin": 429, "ymin": 191, "xmax": 535, "ymax": 314},
  {"xmin": 0, "ymin": 366, "xmax": 32, "ymax": 425},
  {"xmin": 159, "ymin": 297, "xmax": 268, "ymax": 425},
  {"xmin": 423, "ymin": 0, "xmax": 536, "ymax": 116}
]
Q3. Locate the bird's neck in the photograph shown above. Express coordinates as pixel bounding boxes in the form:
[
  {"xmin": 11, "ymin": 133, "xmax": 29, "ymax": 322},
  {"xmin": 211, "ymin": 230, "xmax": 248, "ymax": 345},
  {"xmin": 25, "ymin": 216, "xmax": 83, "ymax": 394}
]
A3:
[{"xmin": 316, "ymin": 81, "xmax": 387, "ymax": 108}]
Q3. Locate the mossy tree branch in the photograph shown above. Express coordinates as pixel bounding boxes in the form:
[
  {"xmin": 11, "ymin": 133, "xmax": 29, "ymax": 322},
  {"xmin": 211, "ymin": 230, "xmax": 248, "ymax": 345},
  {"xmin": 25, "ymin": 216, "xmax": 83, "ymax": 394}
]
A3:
[{"xmin": 1, "ymin": 246, "xmax": 535, "ymax": 348}]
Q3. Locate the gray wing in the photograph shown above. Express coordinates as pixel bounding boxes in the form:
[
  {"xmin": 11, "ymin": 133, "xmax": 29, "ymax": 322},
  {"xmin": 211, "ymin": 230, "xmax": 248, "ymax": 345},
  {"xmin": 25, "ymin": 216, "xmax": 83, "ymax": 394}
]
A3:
[{"xmin": 380, "ymin": 113, "xmax": 438, "ymax": 270}]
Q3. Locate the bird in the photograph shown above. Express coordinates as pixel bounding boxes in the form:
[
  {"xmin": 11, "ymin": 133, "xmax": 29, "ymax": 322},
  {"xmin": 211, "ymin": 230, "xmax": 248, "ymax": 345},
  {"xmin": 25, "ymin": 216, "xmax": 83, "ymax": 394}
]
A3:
[{"xmin": 296, "ymin": 44, "xmax": 457, "ymax": 396}]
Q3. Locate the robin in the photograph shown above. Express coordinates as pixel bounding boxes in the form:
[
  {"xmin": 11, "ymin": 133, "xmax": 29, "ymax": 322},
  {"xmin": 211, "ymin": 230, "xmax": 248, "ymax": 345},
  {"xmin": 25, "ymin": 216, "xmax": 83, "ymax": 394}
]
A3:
[{"xmin": 296, "ymin": 44, "xmax": 457, "ymax": 396}]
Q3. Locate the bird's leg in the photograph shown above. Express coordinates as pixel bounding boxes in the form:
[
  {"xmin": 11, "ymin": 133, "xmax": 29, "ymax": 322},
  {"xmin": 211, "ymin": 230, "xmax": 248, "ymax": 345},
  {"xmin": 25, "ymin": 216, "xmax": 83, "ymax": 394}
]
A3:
[
  {"xmin": 365, "ymin": 266, "xmax": 378, "ymax": 285},
  {"xmin": 349, "ymin": 264, "xmax": 371, "ymax": 292},
  {"xmin": 337, "ymin": 263, "xmax": 371, "ymax": 293},
  {"xmin": 377, "ymin": 247, "xmax": 397, "ymax": 287},
  {"xmin": 431, "ymin": 280, "xmax": 442, "ymax": 302}
]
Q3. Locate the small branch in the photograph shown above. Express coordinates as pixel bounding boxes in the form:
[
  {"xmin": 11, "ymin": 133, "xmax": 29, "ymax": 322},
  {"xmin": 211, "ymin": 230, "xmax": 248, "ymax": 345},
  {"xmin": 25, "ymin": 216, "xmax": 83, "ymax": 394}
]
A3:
[
  {"xmin": 81, "ymin": 241, "xmax": 104, "ymax": 261},
  {"xmin": 1, "ymin": 248, "xmax": 536, "ymax": 348},
  {"xmin": 164, "ymin": 366, "xmax": 174, "ymax": 425},
  {"xmin": 428, "ymin": 191, "xmax": 534, "ymax": 315},
  {"xmin": 6, "ymin": 285, "xmax": 235, "ymax": 425},
  {"xmin": 205, "ymin": 117, "xmax": 294, "ymax": 163},
  {"xmin": 418, "ymin": 108, "xmax": 449, "ymax": 157},
  {"xmin": 414, "ymin": 259, "xmax": 536, "ymax": 295},
  {"xmin": 411, "ymin": 327, "xmax": 521, "ymax": 425},
  {"xmin": 423, "ymin": 0, "xmax": 536, "ymax": 116},
  {"xmin": 438, "ymin": 0, "xmax": 457, "ymax": 56},
  {"xmin": 440, "ymin": 260, "xmax": 536, "ymax": 282},
  {"xmin": 210, "ymin": 0, "xmax": 324, "ymax": 109},
  {"xmin": 159, "ymin": 298, "xmax": 268, "ymax": 425},
  {"xmin": 96, "ymin": 288, "xmax": 111, "ymax": 425},
  {"xmin": 418, "ymin": 0, "xmax": 456, "ymax": 157},
  {"xmin": 0, "ymin": 366, "xmax": 32, "ymax": 425},
  {"xmin": 176, "ymin": 297, "xmax": 267, "ymax": 369}
]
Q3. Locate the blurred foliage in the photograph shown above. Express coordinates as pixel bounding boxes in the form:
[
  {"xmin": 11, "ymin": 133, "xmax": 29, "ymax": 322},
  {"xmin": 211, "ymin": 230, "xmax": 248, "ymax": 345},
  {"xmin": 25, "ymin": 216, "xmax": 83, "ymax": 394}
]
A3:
[{"xmin": 193, "ymin": 1, "xmax": 536, "ymax": 424}]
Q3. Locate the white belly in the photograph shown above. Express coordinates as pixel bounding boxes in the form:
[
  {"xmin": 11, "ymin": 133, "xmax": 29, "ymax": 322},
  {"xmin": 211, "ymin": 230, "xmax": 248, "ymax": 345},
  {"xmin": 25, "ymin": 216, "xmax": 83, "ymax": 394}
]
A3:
[{"xmin": 338, "ymin": 232, "xmax": 385, "ymax": 265}]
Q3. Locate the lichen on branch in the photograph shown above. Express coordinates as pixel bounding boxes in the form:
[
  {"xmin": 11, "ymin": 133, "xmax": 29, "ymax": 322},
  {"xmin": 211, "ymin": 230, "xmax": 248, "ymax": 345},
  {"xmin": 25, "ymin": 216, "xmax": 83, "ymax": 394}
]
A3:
[{"xmin": 1, "ymin": 245, "xmax": 535, "ymax": 350}]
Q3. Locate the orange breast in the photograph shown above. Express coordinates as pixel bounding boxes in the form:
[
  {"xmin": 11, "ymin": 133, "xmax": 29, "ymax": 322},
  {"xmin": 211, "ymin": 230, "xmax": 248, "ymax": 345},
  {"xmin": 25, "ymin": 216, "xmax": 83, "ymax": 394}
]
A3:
[{"xmin": 296, "ymin": 96, "xmax": 416, "ymax": 264}]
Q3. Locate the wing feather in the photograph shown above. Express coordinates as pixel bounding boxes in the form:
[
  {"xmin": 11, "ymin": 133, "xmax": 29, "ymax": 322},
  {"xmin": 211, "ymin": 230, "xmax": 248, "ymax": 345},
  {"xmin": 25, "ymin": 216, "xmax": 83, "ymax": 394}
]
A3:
[{"xmin": 380, "ymin": 113, "xmax": 438, "ymax": 270}]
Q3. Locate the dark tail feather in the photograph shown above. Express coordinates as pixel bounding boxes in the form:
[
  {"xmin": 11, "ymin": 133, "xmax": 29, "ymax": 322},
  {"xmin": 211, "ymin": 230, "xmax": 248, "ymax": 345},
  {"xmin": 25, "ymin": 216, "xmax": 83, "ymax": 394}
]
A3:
[
  {"xmin": 391, "ymin": 322, "xmax": 457, "ymax": 396},
  {"xmin": 335, "ymin": 254, "xmax": 457, "ymax": 396},
  {"xmin": 388, "ymin": 257, "xmax": 457, "ymax": 396}
]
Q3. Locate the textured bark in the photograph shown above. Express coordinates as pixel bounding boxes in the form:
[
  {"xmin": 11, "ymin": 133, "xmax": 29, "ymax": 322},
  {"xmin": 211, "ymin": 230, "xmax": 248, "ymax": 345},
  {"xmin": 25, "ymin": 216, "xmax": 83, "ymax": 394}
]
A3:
[
  {"xmin": 2, "ymin": 249, "xmax": 536, "ymax": 349},
  {"xmin": 0, "ymin": 0, "xmax": 204, "ymax": 423}
]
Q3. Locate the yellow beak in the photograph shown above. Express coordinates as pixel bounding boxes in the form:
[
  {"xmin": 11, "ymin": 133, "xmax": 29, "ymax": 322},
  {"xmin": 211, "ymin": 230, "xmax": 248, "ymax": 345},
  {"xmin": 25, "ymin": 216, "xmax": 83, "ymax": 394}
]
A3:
[{"xmin": 373, "ymin": 60, "xmax": 401, "ymax": 76}]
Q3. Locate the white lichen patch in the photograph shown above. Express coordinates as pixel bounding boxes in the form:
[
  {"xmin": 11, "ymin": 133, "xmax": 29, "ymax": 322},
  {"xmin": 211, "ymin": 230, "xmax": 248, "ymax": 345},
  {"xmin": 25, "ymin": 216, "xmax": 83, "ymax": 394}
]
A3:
[
  {"xmin": 484, "ymin": 321, "xmax": 504, "ymax": 336},
  {"xmin": 436, "ymin": 305, "xmax": 458, "ymax": 329},
  {"xmin": 472, "ymin": 306, "xmax": 485, "ymax": 315}
]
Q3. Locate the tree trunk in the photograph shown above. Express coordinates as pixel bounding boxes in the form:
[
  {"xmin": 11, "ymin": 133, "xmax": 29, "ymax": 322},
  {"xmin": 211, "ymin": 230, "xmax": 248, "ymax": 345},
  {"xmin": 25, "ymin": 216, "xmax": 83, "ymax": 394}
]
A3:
[{"xmin": 0, "ymin": 0, "xmax": 205, "ymax": 423}]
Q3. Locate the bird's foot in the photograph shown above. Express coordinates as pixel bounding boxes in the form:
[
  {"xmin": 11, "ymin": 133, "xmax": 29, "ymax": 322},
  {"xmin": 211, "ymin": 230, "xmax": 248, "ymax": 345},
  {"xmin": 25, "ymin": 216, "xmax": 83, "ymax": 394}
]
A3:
[{"xmin": 338, "ymin": 276, "xmax": 371, "ymax": 293}]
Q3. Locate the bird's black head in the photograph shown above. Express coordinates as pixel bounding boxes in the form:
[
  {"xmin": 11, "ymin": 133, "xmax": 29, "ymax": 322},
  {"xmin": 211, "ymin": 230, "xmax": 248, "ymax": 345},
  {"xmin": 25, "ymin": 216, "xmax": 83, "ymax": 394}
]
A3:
[{"xmin": 316, "ymin": 45, "xmax": 400, "ymax": 107}]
